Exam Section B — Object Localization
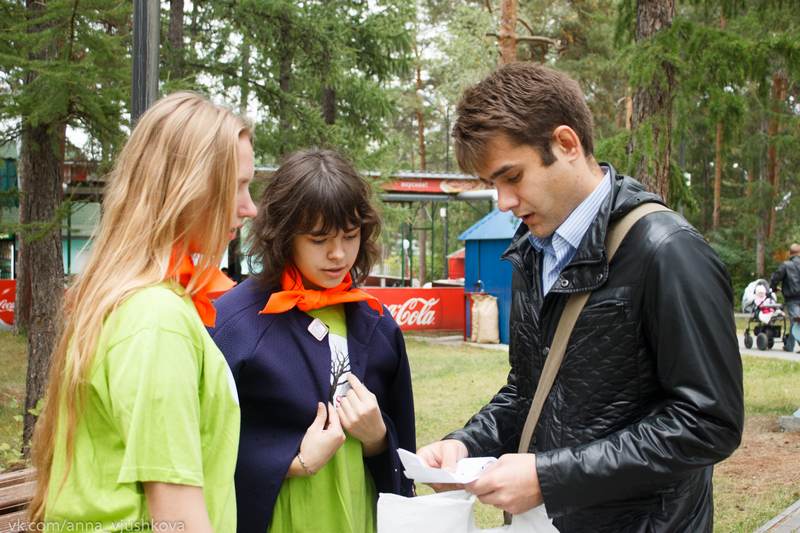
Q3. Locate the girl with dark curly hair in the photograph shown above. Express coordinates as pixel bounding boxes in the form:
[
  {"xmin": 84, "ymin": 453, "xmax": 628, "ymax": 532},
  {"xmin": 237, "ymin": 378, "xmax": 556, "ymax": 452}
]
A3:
[{"xmin": 210, "ymin": 148, "xmax": 415, "ymax": 533}]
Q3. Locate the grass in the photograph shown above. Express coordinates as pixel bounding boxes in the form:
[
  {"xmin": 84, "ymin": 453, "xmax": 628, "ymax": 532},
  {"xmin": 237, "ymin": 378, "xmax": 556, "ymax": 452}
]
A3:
[
  {"xmin": 742, "ymin": 355, "xmax": 800, "ymax": 415},
  {"xmin": 407, "ymin": 339, "xmax": 510, "ymax": 448},
  {"xmin": 1, "ymin": 334, "xmax": 797, "ymax": 531},
  {"xmin": 406, "ymin": 339, "xmax": 509, "ymax": 527},
  {"xmin": 735, "ymin": 315, "xmax": 750, "ymax": 334},
  {"xmin": 0, "ymin": 330, "xmax": 26, "ymax": 467},
  {"xmin": 406, "ymin": 339, "xmax": 800, "ymax": 532},
  {"xmin": 714, "ymin": 475, "xmax": 799, "ymax": 533}
]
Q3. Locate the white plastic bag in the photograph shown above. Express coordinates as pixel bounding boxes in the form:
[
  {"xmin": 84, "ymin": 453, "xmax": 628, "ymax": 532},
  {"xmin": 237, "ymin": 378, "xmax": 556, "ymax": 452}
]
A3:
[{"xmin": 377, "ymin": 490, "xmax": 559, "ymax": 533}]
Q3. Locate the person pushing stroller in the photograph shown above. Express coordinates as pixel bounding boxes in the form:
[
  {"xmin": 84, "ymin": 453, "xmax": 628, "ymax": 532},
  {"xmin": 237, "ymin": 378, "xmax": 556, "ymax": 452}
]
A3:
[
  {"xmin": 742, "ymin": 279, "xmax": 794, "ymax": 351},
  {"xmin": 771, "ymin": 244, "xmax": 800, "ymax": 345}
]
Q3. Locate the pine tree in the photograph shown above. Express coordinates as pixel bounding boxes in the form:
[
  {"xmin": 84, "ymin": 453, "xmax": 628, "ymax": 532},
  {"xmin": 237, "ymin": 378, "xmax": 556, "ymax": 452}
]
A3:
[
  {"xmin": 626, "ymin": 0, "xmax": 676, "ymax": 199},
  {"xmin": 185, "ymin": 0, "xmax": 414, "ymax": 166},
  {"xmin": 0, "ymin": 0, "xmax": 130, "ymax": 452}
]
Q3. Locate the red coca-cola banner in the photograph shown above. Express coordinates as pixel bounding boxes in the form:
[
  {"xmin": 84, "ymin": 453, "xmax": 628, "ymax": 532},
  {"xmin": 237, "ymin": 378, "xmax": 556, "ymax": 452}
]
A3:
[
  {"xmin": 363, "ymin": 287, "xmax": 465, "ymax": 331},
  {"xmin": 0, "ymin": 280, "xmax": 15, "ymax": 330}
]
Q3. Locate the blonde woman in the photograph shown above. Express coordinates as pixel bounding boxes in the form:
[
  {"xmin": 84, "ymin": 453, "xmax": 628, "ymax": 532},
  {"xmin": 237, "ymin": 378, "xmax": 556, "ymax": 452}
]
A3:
[{"xmin": 28, "ymin": 92, "xmax": 257, "ymax": 532}]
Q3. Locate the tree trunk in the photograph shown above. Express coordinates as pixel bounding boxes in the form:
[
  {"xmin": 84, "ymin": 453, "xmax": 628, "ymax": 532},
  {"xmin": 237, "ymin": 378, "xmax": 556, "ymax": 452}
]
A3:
[
  {"xmin": 276, "ymin": 16, "xmax": 293, "ymax": 156},
  {"xmin": 19, "ymin": 122, "xmax": 65, "ymax": 455},
  {"xmin": 167, "ymin": 0, "xmax": 184, "ymax": 80},
  {"xmin": 226, "ymin": 40, "xmax": 251, "ymax": 283},
  {"xmin": 700, "ymin": 154, "xmax": 710, "ymax": 229},
  {"xmin": 756, "ymin": 121, "xmax": 767, "ymax": 276},
  {"xmin": 417, "ymin": 206, "xmax": 427, "ymax": 286},
  {"xmin": 625, "ymin": 88, "xmax": 633, "ymax": 130},
  {"xmin": 756, "ymin": 222, "xmax": 766, "ymax": 277},
  {"xmin": 239, "ymin": 38, "xmax": 250, "ymax": 116},
  {"xmin": 766, "ymin": 70, "xmax": 787, "ymax": 240},
  {"xmin": 414, "ymin": 45, "xmax": 427, "ymax": 286},
  {"xmin": 712, "ymin": 12, "xmax": 725, "ymax": 231},
  {"xmin": 498, "ymin": 0, "xmax": 517, "ymax": 64},
  {"xmin": 627, "ymin": 0, "xmax": 675, "ymax": 200},
  {"xmin": 322, "ymin": 86, "xmax": 336, "ymax": 125},
  {"xmin": 713, "ymin": 121, "xmax": 722, "ymax": 230},
  {"xmin": 14, "ymin": 239, "xmax": 31, "ymax": 334},
  {"xmin": 18, "ymin": 0, "xmax": 66, "ymax": 456},
  {"xmin": 414, "ymin": 43, "xmax": 426, "ymax": 172}
]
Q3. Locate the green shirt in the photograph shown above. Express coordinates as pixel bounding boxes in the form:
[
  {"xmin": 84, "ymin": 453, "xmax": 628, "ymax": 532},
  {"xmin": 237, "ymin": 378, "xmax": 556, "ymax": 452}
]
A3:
[
  {"xmin": 45, "ymin": 283, "xmax": 240, "ymax": 531},
  {"xmin": 269, "ymin": 304, "xmax": 376, "ymax": 533}
]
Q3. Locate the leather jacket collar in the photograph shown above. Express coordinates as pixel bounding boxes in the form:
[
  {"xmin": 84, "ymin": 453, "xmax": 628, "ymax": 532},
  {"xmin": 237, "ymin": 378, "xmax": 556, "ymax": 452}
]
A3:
[{"xmin": 501, "ymin": 164, "xmax": 664, "ymax": 294}]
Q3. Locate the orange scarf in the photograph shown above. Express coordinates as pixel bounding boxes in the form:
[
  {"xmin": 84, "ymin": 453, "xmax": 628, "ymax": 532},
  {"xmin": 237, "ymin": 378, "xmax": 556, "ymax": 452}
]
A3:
[
  {"xmin": 169, "ymin": 252, "xmax": 235, "ymax": 327},
  {"xmin": 259, "ymin": 266, "xmax": 383, "ymax": 316}
]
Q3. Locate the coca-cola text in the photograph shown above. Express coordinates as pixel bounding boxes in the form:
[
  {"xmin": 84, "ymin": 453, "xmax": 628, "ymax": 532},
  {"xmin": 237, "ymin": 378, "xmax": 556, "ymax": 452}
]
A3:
[{"xmin": 386, "ymin": 297, "xmax": 440, "ymax": 327}]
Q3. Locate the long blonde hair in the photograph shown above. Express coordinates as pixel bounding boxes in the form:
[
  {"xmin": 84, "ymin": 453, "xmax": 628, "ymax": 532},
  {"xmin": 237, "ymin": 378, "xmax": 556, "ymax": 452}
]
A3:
[{"xmin": 29, "ymin": 92, "xmax": 251, "ymax": 520}]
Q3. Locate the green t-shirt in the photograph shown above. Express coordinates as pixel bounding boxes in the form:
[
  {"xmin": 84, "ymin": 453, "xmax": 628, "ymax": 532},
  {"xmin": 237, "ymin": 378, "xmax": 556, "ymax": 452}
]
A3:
[
  {"xmin": 269, "ymin": 304, "xmax": 376, "ymax": 533},
  {"xmin": 45, "ymin": 282, "xmax": 240, "ymax": 532}
]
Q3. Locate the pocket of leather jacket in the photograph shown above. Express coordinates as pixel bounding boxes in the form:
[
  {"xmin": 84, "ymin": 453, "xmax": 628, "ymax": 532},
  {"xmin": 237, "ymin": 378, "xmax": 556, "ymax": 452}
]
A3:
[
  {"xmin": 599, "ymin": 487, "xmax": 675, "ymax": 513},
  {"xmin": 578, "ymin": 298, "xmax": 630, "ymax": 322}
]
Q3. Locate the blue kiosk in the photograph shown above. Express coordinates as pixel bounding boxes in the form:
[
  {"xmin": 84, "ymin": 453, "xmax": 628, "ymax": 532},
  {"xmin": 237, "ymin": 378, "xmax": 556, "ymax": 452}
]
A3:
[{"xmin": 459, "ymin": 208, "xmax": 521, "ymax": 344}]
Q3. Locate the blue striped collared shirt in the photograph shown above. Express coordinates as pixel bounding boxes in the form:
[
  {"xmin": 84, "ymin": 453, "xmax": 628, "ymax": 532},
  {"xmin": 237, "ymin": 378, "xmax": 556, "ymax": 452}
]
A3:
[{"xmin": 528, "ymin": 169, "xmax": 611, "ymax": 296}]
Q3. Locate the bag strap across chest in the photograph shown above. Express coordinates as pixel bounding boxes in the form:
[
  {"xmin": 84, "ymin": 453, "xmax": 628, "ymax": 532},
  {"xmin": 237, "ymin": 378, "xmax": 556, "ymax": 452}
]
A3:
[{"xmin": 516, "ymin": 202, "xmax": 672, "ymax": 455}]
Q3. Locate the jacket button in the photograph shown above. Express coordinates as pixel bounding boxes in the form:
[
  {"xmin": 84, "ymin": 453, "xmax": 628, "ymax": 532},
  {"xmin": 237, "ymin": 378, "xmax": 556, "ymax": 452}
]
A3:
[
  {"xmin": 559, "ymin": 278, "xmax": 569, "ymax": 288},
  {"xmin": 596, "ymin": 273, "xmax": 603, "ymax": 281},
  {"xmin": 543, "ymin": 346, "xmax": 549, "ymax": 356}
]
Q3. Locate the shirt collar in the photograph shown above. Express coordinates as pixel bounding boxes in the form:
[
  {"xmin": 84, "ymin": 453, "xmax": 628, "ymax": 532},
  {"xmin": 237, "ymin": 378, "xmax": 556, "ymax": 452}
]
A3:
[{"xmin": 528, "ymin": 168, "xmax": 611, "ymax": 252}]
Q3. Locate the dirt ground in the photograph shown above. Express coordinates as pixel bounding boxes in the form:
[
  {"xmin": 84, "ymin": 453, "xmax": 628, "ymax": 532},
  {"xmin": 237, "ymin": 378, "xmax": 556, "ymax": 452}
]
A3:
[{"xmin": 716, "ymin": 415, "xmax": 800, "ymax": 514}]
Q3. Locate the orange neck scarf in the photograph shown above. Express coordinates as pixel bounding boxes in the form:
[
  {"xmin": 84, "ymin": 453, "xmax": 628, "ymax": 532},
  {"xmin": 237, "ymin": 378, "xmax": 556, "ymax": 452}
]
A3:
[
  {"xmin": 169, "ymin": 252, "xmax": 235, "ymax": 327},
  {"xmin": 259, "ymin": 266, "xmax": 383, "ymax": 316}
]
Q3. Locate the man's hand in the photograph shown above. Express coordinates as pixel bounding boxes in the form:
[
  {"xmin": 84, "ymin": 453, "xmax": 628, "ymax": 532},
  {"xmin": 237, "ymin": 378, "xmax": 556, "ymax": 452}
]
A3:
[
  {"xmin": 416, "ymin": 439, "xmax": 469, "ymax": 492},
  {"xmin": 465, "ymin": 453, "xmax": 543, "ymax": 515}
]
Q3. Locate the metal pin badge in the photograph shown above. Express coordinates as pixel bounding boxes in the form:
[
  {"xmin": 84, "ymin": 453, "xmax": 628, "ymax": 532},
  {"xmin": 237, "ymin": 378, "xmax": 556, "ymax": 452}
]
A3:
[{"xmin": 307, "ymin": 318, "xmax": 329, "ymax": 341}]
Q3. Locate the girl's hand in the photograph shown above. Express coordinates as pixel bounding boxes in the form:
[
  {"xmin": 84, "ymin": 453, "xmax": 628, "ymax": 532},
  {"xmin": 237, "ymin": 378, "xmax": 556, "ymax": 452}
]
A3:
[
  {"xmin": 337, "ymin": 374, "xmax": 387, "ymax": 456},
  {"xmin": 289, "ymin": 402, "xmax": 345, "ymax": 477}
]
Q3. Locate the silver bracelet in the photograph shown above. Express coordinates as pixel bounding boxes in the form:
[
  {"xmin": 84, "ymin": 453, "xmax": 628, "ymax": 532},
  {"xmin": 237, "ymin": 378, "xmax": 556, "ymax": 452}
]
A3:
[{"xmin": 296, "ymin": 453, "xmax": 314, "ymax": 476}]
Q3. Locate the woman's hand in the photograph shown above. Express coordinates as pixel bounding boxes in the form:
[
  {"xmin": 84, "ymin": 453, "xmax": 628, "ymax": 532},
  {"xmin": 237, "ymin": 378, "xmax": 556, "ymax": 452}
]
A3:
[
  {"xmin": 288, "ymin": 402, "xmax": 345, "ymax": 477},
  {"xmin": 337, "ymin": 374, "xmax": 387, "ymax": 456}
]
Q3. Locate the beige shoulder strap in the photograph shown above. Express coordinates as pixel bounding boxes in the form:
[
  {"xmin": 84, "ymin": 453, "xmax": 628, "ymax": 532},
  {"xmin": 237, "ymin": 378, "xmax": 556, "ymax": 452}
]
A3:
[{"xmin": 515, "ymin": 202, "xmax": 671, "ymax": 455}]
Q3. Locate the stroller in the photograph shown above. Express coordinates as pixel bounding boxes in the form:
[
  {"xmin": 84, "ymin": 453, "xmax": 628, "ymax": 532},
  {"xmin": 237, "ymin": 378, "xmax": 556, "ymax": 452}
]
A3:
[{"xmin": 741, "ymin": 279, "xmax": 795, "ymax": 351}]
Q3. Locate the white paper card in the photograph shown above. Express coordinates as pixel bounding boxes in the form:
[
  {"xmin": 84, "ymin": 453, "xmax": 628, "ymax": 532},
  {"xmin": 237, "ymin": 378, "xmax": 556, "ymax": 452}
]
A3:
[{"xmin": 397, "ymin": 448, "xmax": 497, "ymax": 484}]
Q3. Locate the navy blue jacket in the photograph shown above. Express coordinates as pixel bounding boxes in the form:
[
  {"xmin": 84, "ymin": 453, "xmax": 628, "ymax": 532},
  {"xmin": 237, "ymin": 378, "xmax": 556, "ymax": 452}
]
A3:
[{"xmin": 210, "ymin": 277, "xmax": 415, "ymax": 532}]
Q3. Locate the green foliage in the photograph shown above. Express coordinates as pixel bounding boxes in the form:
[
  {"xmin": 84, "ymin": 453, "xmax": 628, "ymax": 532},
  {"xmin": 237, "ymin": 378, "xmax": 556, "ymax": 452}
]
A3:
[
  {"xmin": 430, "ymin": 4, "xmax": 496, "ymax": 104},
  {"xmin": 0, "ymin": 0, "xmax": 131, "ymax": 156},
  {"xmin": 595, "ymin": 131, "xmax": 631, "ymax": 169},
  {"xmin": 667, "ymin": 1, "xmax": 800, "ymax": 281},
  {"xmin": 186, "ymin": 0, "xmax": 415, "ymax": 166},
  {"xmin": 1, "ymin": 0, "xmax": 799, "ymax": 291}
]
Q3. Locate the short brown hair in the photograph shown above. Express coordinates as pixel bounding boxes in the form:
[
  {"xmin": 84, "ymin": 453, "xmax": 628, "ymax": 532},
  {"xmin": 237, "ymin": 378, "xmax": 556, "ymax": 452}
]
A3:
[
  {"xmin": 248, "ymin": 148, "xmax": 381, "ymax": 288},
  {"xmin": 453, "ymin": 62, "xmax": 595, "ymax": 175}
]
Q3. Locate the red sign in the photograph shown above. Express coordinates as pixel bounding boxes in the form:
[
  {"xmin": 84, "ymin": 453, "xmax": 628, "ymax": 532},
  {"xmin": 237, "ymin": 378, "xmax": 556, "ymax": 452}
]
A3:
[
  {"xmin": 363, "ymin": 287, "xmax": 464, "ymax": 331},
  {"xmin": 381, "ymin": 179, "xmax": 488, "ymax": 195},
  {"xmin": 0, "ymin": 280, "xmax": 15, "ymax": 330}
]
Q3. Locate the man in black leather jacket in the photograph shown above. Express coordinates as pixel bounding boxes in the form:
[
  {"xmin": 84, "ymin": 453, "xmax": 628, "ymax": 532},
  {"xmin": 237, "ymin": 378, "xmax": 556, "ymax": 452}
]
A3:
[
  {"xmin": 418, "ymin": 63, "xmax": 744, "ymax": 532},
  {"xmin": 771, "ymin": 243, "xmax": 800, "ymax": 326}
]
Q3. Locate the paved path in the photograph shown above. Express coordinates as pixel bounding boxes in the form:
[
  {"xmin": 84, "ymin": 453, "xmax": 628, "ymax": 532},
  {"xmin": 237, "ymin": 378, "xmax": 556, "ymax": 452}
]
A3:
[
  {"xmin": 738, "ymin": 336, "xmax": 800, "ymax": 363},
  {"xmin": 408, "ymin": 333, "xmax": 800, "ymax": 362},
  {"xmin": 755, "ymin": 499, "xmax": 800, "ymax": 532}
]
